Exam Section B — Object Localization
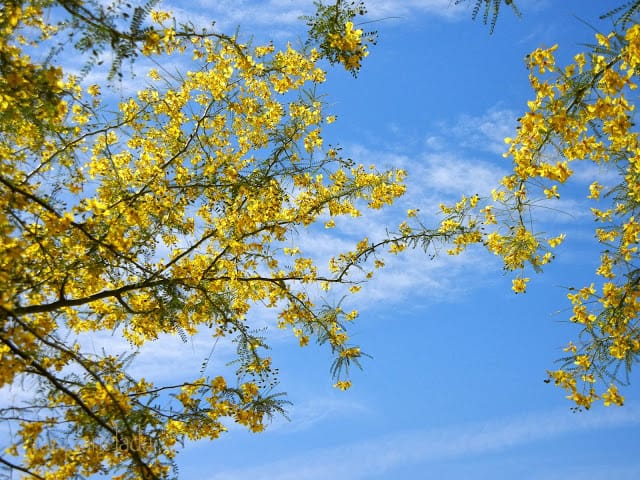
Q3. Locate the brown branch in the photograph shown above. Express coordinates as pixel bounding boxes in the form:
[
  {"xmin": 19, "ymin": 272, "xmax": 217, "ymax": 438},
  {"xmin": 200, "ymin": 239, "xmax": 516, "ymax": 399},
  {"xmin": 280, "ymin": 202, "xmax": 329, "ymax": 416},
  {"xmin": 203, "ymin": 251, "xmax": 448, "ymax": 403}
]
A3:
[
  {"xmin": 0, "ymin": 454, "xmax": 45, "ymax": 480},
  {"xmin": 11, "ymin": 278, "xmax": 174, "ymax": 316},
  {"xmin": 0, "ymin": 334, "xmax": 159, "ymax": 480}
]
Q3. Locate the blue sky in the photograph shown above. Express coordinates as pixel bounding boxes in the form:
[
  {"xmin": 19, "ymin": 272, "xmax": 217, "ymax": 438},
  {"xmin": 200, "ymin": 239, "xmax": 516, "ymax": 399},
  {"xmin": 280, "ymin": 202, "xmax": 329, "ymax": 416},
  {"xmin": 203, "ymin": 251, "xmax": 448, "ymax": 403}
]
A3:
[
  {"xmin": 3, "ymin": 1, "xmax": 639, "ymax": 479},
  {"xmin": 139, "ymin": 1, "xmax": 640, "ymax": 479}
]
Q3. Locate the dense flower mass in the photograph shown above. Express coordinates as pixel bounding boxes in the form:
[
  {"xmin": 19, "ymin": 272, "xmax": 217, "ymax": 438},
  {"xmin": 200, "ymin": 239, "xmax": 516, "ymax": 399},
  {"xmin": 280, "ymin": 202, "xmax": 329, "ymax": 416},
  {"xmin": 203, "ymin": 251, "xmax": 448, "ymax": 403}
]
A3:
[{"xmin": 0, "ymin": 2, "xmax": 404, "ymax": 478}]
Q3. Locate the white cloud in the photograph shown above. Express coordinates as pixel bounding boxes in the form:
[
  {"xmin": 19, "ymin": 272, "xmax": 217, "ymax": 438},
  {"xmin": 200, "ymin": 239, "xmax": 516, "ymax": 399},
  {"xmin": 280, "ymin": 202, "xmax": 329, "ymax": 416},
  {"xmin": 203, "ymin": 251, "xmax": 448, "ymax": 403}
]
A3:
[
  {"xmin": 569, "ymin": 160, "xmax": 620, "ymax": 187},
  {"xmin": 163, "ymin": 0, "xmax": 469, "ymax": 40},
  {"xmin": 269, "ymin": 395, "xmax": 371, "ymax": 433},
  {"xmin": 364, "ymin": 0, "xmax": 467, "ymax": 20},
  {"xmin": 341, "ymin": 142, "xmax": 507, "ymax": 203},
  {"xmin": 426, "ymin": 108, "xmax": 519, "ymax": 156},
  {"xmin": 450, "ymin": 108, "xmax": 519, "ymax": 154},
  {"xmin": 58, "ymin": 324, "xmax": 240, "ymax": 387},
  {"xmin": 204, "ymin": 405, "xmax": 640, "ymax": 480},
  {"xmin": 524, "ymin": 463, "xmax": 640, "ymax": 480},
  {"xmin": 164, "ymin": 0, "xmax": 312, "ymax": 35},
  {"xmin": 410, "ymin": 152, "xmax": 506, "ymax": 198}
]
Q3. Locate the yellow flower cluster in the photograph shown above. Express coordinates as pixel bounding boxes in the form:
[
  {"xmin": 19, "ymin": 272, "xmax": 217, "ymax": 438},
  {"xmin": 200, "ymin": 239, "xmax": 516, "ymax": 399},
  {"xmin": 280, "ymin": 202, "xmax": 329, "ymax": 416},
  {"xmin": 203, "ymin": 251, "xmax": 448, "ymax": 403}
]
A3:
[
  {"xmin": 328, "ymin": 21, "xmax": 369, "ymax": 71},
  {"xmin": 0, "ymin": 5, "xmax": 406, "ymax": 478},
  {"xmin": 495, "ymin": 26, "xmax": 640, "ymax": 407},
  {"xmin": 429, "ymin": 24, "xmax": 640, "ymax": 407}
]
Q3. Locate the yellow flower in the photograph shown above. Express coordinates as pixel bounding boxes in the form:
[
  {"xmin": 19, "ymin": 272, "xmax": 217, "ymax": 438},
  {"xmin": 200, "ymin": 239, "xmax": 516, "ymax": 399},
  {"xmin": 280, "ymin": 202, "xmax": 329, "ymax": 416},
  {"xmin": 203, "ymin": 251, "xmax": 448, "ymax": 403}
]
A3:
[
  {"xmin": 340, "ymin": 347, "xmax": 360, "ymax": 358},
  {"xmin": 333, "ymin": 380, "xmax": 352, "ymax": 391},
  {"xmin": 543, "ymin": 184, "xmax": 560, "ymax": 199},
  {"xmin": 602, "ymin": 384, "xmax": 624, "ymax": 406},
  {"xmin": 574, "ymin": 355, "xmax": 591, "ymax": 370},
  {"xmin": 87, "ymin": 84, "xmax": 100, "ymax": 96},
  {"xmin": 512, "ymin": 277, "xmax": 529, "ymax": 293},
  {"xmin": 547, "ymin": 234, "xmax": 566, "ymax": 248}
]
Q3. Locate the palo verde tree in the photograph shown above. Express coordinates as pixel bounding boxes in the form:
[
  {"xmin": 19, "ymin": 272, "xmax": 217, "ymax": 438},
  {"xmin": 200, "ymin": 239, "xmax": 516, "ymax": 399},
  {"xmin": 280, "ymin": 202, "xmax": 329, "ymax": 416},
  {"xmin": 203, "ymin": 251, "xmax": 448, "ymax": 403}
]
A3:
[
  {"xmin": 415, "ymin": 0, "xmax": 640, "ymax": 409},
  {"xmin": 4, "ymin": 0, "xmax": 640, "ymax": 477},
  {"xmin": 0, "ymin": 1, "xmax": 411, "ymax": 478}
]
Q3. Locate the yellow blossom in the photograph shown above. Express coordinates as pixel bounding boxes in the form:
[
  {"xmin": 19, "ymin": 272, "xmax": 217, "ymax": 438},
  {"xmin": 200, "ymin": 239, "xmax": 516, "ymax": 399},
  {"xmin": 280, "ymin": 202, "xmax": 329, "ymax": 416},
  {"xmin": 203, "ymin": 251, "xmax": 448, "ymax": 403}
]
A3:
[{"xmin": 512, "ymin": 277, "xmax": 529, "ymax": 293}]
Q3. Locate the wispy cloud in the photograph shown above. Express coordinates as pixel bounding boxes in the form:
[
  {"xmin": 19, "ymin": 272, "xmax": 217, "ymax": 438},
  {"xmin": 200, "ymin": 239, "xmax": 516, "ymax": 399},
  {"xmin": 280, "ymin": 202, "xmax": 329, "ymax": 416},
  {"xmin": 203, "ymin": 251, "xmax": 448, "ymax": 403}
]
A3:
[
  {"xmin": 523, "ymin": 463, "xmax": 640, "ymax": 480},
  {"xmin": 363, "ymin": 0, "xmax": 467, "ymax": 20},
  {"xmin": 205, "ymin": 405, "xmax": 640, "ymax": 480},
  {"xmin": 163, "ymin": 0, "xmax": 470, "ymax": 39},
  {"xmin": 164, "ymin": 0, "xmax": 313, "ymax": 36},
  {"xmin": 268, "ymin": 395, "xmax": 371, "ymax": 433},
  {"xmin": 67, "ymin": 325, "xmax": 239, "ymax": 386},
  {"xmin": 448, "ymin": 108, "xmax": 519, "ymax": 155},
  {"xmin": 570, "ymin": 160, "xmax": 620, "ymax": 187},
  {"xmin": 428, "ymin": 108, "xmax": 519, "ymax": 156},
  {"xmin": 410, "ymin": 152, "xmax": 507, "ymax": 198}
]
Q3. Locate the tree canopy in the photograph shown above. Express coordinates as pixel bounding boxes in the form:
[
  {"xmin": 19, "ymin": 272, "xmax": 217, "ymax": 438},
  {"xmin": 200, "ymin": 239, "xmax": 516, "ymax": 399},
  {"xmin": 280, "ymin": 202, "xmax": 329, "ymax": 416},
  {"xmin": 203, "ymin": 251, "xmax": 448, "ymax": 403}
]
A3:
[
  {"xmin": 0, "ymin": 1, "xmax": 397, "ymax": 478},
  {"xmin": 2, "ymin": 0, "xmax": 640, "ymax": 478}
]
